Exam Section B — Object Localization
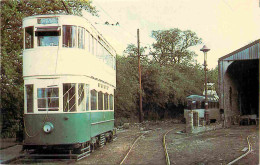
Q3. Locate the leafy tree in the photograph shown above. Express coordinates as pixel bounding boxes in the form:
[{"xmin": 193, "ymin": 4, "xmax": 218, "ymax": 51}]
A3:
[
  {"xmin": 115, "ymin": 55, "xmax": 140, "ymax": 123},
  {"xmin": 150, "ymin": 28, "xmax": 202, "ymax": 66},
  {"xmin": 1, "ymin": 0, "xmax": 97, "ymax": 138}
]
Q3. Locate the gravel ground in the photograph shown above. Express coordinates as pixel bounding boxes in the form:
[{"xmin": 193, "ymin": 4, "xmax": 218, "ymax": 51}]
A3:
[
  {"xmin": 166, "ymin": 125, "xmax": 259, "ymax": 165},
  {"xmin": 5, "ymin": 121, "xmax": 258, "ymax": 165}
]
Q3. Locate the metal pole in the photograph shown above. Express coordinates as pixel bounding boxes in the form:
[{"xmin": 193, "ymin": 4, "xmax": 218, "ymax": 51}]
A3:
[
  {"xmin": 204, "ymin": 52, "xmax": 209, "ymax": 124},
  {"xmin": 137, "ymin": 29, "xmax": 143, "ymax": 123}
]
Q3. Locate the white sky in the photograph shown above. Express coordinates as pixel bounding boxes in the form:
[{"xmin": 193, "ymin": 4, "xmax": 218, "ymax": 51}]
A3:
[{"xmin": 83, "ymin": 0, "xmax": 260, "ymax": 69}]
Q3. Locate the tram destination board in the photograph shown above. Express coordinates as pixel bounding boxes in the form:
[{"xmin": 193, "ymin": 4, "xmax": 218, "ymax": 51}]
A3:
[{"xmin": 37, "ymin": 17, "xmax": 58, "ymax": 24}]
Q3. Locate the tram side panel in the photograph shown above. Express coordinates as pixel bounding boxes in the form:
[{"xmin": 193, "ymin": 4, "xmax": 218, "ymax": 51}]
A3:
[{"xmin": 90, "ymin": 111, "xmax": 114, "ymax": 138}]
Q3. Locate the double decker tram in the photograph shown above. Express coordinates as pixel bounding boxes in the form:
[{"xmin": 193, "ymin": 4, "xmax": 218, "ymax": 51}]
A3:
[{"xmin": 22, "ymin": 15, "xmax": 116, "ymax": 158}]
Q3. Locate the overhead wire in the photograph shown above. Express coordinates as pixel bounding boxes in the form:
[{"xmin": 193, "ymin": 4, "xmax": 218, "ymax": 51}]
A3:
[{"xmin": 93, "ymin": 1, "xmax": 153, "ymax": 48}]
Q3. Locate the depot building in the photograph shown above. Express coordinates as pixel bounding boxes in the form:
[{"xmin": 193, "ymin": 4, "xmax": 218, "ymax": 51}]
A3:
[{"xmin": 218, "ymin": 39, "xmax": 259, "ymax": 126}]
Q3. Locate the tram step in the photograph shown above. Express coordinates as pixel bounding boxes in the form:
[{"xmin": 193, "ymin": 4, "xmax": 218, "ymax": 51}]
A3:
[{"xmin": 81, "ymin": 146, "xmax": 90, "ymax": 152}]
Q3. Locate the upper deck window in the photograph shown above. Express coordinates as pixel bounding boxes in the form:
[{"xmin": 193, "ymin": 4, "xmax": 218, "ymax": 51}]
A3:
[
  {"xmin": 25, "ymin": 26, "xmax": 34, "ymax": 49},
  {"xmin": 63, "ymin": 25, "xmax": 77, "ymax": 48},
  {"xmin": 36, "ymin": 27, "xmax": 60, "ymax": 46},
  {"xmin": 78, "ymin": 27, "xmax": 85, "ymax": 49}
]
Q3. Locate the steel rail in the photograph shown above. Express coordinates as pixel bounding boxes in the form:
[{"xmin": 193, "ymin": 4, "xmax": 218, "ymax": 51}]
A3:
[
  {"xmin": 163, "ymin": 129, "xmax": 174, "ymax": 165},
  {"xmin": 119, "ymin": 132, "xmax": 146, "ymax": 165},
  {"xmin": 227, "ymin": 135, "xmax": 253, "ymax": 165}
]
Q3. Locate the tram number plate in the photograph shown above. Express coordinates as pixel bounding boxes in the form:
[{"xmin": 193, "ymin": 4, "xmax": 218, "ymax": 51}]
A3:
[{"xmin": 38, "ymin": 18, "xmax": 58, "ymax": 24}]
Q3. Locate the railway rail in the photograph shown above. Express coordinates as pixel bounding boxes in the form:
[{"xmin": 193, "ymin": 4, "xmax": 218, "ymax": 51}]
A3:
[{"xmin": 119, "ymin": 126, "xmax": 255, "ymax": 165}]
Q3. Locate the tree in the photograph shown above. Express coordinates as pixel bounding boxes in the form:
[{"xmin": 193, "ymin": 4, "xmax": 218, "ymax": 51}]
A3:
[
  {"xmin": 115, "ymin": 55, "xmax": 140, "ymax": 123},
  {"xmin": 119, "ymin": 41, "xmax": 206, "ymax": 121},
  {"xmin": 0, "ymin": 0, "xmax": 97, "ymax": 138},
  {"xmin": 150, "ymin": 28, "xmax": 202, "ymax": 66}
]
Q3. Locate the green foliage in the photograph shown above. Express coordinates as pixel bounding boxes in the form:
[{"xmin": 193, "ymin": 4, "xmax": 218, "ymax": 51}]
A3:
[
  {"xmin": 115, "ymin": 55, "xmax": 140, "ymax": 121},
  {"xmin": 1, "ymin": 0, "xmax": 97, "ymax": 138},
  {"xmin": 115, "ymin": 29, "xmax": 205, "ymax": 121},
  {"xmin": 151, "ymin": 28, "xmax": 202, "ymax": 65}
]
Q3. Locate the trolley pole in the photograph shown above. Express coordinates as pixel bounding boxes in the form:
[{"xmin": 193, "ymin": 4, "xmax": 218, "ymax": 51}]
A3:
[
  {"xmin": 137, "ymin": 29, "xmax": 143, "ymax": 123},
  {"xmin": 200, "ymin": 45, "xmax": 210, "ymax": 125}
]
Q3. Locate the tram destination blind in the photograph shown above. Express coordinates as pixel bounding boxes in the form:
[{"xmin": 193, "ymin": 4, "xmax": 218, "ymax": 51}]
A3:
[{"xmin": 37, "ymin": 17, "xmax": 58, "ymax": 24}]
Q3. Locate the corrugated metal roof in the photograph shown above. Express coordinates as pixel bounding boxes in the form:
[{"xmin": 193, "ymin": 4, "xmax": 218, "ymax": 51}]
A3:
[{"xmin": 219, "ymin": 39, "xmax": 260, "ymax": 61}]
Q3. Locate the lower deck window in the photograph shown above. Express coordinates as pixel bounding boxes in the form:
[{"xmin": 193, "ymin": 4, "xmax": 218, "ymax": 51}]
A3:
[
  {"xmin": 91, "ymin": 89, "xmax": 97, "ymax": 110},
  {"xmin": 86, "ymin": 84, "xmax": 90, "ymax": 110},
  {"xmin": 109, "ymin": 94, "xmax": 114, "ymax": 110},
  {"xmin": 25, "ymin": 84, "xmax": 34, "ymax": 113},
  {"xmin": 63, "ymin": 83, "xmax": 76, "ymax": 112},
  {"xmin": 37, "ymin": 88, "xmax": 59, "ymax": 111},
  {"xmin": 104, "ymin": 93, "xmax": 108, "ymax": 110},
  {"xmin": 78, "ymin": 83, "xmax": 85, "ymax": 111},
  {"xmin": 98, "ymin": 91, "xmax": 103, "ymax": 110}
]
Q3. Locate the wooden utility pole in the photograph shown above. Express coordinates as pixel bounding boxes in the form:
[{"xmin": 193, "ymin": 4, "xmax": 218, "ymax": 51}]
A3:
[{"xmin": 137, "ymin": 29, "xmax": 143, "ymax": 123}]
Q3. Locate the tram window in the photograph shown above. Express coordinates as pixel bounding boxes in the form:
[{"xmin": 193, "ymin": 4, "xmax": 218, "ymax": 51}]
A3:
[
  {"xmin": 95, "ymin": 39, "xmax": 98, "ymax": 56},
  {"xmin": 25, "ymin": 26, "xmax": 34, "ymax": 49},
  {"xmin": 98, "ymin": 91, "xmax": 103, "ymax": 110},
  {"xmin": 196, "ymin": 101, "xmax": 201, "ymax": 109},
  {"xmin": 97, "ymin": 41, "xmax": 102, "ymax": 60},
  {"xmin": 109, "ymin": 94, "xmax": 114, "ymax": 110},
  {"xmin": 104, "ymin": 93, "xmax": 109, "ymax": 110},
  {"xmin": 37, "ymin": 88, "xmax": 59, "ymax": 111},
  {"xmin": 201, "ymin": 102, "xmax": 205, "ymax": 109},
  {"xmin": 91, "ymin": 35, "xmax": 94, "ymax": 55},
  {"xmin": 78, "ymin": 27, "xmax": 85, "ymax": 49},
  {"xmin": 62, "ymin": 25, "xmax": 77, "ymax": 48},
  {"xmin": 86, "ymin": 84, "xmax": 90, "ymax": 110},
  {"xmin": 36, "ymin": 31, "xmax": 59, "ymax": 46},
  {"xmin": 91, "ymin": 89, "xmax": 97, "ymax": 110},
  {"xmin": 63, "ymin": 83, "xmax": 76, "ymax": 112},
  {"xmin": 186, "ymin": 101, "xmax": 191, "ymax": 110},
  {"xmin": 113, "ymin": 57, "xmax": 116, "ymax": 70},
  {"xmin": 191, "ymin": 101, "xmax": 196, "ymax": 109},
  {"xmin": 86, "ymin": 31, "xmax": 90, "ymax": 52},
  {"xmin": 25, "ymin": 84, "xmax": 34, "ymax": 113},
  {"xmin": 78, "ymin": 83, "xmax": 85, "ymax": 111}
]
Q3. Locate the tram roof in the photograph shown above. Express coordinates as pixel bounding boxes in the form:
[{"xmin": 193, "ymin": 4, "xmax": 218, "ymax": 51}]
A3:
[
  {"xmin": 186, "ymin": 95, "xmax": 205, "ymax": 101},
  {"xmin": 23, "ymin": 14, "xmax": 117, "ymax": 55}
]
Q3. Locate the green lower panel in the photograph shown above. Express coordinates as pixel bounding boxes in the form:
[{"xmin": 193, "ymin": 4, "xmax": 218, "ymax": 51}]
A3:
[
  {"xmin": 24, "ymin": 113, "xmax": 91, "ymax": 145},
  {"xmin": 90, "ymin": 111, "xmax": 114, "ymax": 137}
]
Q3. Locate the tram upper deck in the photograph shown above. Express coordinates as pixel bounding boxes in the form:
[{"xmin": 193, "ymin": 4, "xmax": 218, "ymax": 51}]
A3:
[{"xmin": 22, "ymin": 15, "xmax": 116, "ymax": 86}]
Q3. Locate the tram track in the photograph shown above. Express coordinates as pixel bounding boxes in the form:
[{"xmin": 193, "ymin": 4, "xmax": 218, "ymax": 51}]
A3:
[
  {"xmin": 119, "ymin": 125, "xmax": 256, "ymax": 165},
  {"xmin": 119, "ymin": 125, "xmax": 183, "ymax": 165}
]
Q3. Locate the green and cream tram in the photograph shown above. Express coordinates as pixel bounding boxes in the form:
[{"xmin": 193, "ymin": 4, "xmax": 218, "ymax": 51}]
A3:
[{"xmin": 22, "ymin": 15, "xmax": 116, "ymax": 157}]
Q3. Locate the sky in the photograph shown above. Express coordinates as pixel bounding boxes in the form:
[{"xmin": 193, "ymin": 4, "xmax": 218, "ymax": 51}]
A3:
[{"xmin": 83, "ymin": 0, "xmax": 260, "ymax": 69}]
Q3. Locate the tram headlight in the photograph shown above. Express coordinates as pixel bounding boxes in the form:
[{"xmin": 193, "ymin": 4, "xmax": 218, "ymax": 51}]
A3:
[{"xmin": 43, "ymin": 122, "xmax": 54, "ymax": 134}]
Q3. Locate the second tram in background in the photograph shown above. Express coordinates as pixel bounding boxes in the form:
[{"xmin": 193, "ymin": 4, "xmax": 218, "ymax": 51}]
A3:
[
  {"xmin": 184, "ymin": 83, "xmax": 220, "ymax": 125},
  {"xmin": 23, "ymin": 14, "xmax": 116, "ymax": 160}
]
